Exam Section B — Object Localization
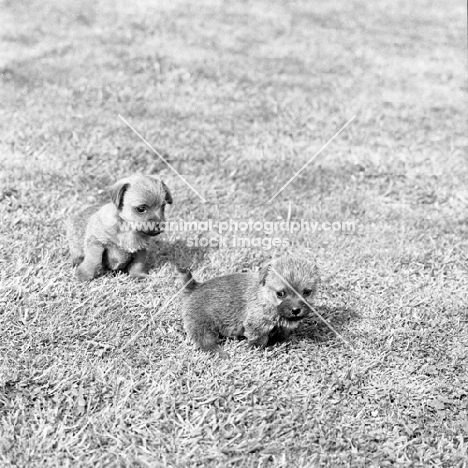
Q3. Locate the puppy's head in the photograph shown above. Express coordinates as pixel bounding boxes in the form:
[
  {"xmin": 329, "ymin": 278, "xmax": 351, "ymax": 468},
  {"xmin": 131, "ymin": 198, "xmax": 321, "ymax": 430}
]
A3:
[
  {"xmin": 260, "ymin": 256, "xmax": 319, "ymax": 326},
  {"xmin": 109, "ymin": 174, "xmax": 172, "ymax": 236}
]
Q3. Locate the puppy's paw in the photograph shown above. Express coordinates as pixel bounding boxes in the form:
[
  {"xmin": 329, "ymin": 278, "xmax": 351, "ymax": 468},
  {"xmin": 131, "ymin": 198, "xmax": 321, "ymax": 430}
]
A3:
[
  {"xmin": 71, "ymin": 255, "xmax": 84, "ymax": 266},
  {"xmin": 75, "ymin": 266, "xmax": 94, "ymax": 282},
  {"xmin": 288, "ymin": 334, "xmax": 299, "ymax": 345},
  {"xmin": 215, "ymin": 349, "xmax": 229, "ymax": 359},
  {"xmin": 246, "ymin": 335, "xmax": 269, "ymax": 349},
  {"xmin": 129, "ymin": 271, "xmax": 149, "ymax": 280}
]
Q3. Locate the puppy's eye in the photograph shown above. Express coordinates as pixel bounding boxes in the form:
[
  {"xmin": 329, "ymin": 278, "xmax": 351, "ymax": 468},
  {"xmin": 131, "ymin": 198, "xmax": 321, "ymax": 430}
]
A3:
[
  {"xmin": 276, "ymin": 291, "xmax": 286, "ymax": 298},
  {"xmin": 303, "ymin": 289, "xmax": 313, "ymax": 296},
  {"xmin": 135, "ymin": 205, "xmax": 147, "ymax": 213}
]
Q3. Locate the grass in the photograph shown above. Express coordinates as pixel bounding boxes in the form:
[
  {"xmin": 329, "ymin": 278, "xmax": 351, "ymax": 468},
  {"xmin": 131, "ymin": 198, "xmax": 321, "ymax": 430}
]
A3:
[{"xmin": 0, "ymin": 0, "xmax": 467, "ymax": 466}]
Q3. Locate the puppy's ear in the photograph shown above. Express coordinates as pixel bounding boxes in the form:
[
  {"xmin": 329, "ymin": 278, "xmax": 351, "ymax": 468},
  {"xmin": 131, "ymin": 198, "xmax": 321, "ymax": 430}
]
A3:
[
  {"xmin": 162, "ymin": 181, "xmax": 173, "ymax": 205},
  {"xmin": 259, "ymin": 264, "xmax": 271, "ymax": 285},
  {"xmin": 149, "ymin": 176, "xmax": 173, "ymax": 205},
  {"xmin": 109, "ymin": 179, "xmax": 130, "ymax": 210}
]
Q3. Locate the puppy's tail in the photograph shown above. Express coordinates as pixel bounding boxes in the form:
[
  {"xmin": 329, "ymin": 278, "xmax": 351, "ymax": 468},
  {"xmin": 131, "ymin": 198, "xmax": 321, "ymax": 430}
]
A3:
[{"xmin": 177, "ymin": 267, "xmax": 198, "ymax": 292}]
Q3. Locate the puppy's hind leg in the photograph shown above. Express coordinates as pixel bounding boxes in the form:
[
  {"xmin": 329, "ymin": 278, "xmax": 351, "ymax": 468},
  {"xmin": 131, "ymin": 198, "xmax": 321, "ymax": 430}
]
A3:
[
  {"xmin": 194, "ymin": 330, "xmax": 221, "ymax": 352},
  {"xmin": 185, "ymin": 322, "xmax": 226, "ymax": 357},
  {"xmin": 66, "ymin": 209, "xmax": 94, "ymax": 267},
  {"xmin": 66, "ymin": 223, "xmax": 85, "ymax": 266}
]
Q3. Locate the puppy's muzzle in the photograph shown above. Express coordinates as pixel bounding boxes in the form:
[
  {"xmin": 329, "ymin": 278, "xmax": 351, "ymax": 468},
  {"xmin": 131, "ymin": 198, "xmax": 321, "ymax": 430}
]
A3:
[
  {"xmin": 287, "ymin": 307, "xmax": 307, "ymax": 321},
  {"xmin": 278, "ymin": 301, "xmax": 309, "ymax": 321},
  {"xmin": 142, "ymin": 230, "xmax": 161, "ymax": 237},
  {"xmin": 141, "ymin": 222, "xmax": 164, "ymax": 236}
]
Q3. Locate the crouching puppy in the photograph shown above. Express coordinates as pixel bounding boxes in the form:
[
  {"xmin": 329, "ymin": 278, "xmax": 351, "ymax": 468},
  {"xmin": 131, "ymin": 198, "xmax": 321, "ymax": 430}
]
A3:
[
  {"xmin": 66, "ymin": 173, "xmax": 172, "ymax": 282},
  {"xmin": 178, "ymin": 256, "xmax": 319, "ymax": 354}
]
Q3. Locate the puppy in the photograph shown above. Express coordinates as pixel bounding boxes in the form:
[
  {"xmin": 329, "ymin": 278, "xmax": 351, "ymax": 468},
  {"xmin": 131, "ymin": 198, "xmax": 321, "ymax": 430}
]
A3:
[
  {"xmin": 179, "ymin": 256, "xmax": 319, "ymax": 353},
  {"xmin": 66, "ymin": 174, "xmax": 172, "ymax": 282}
]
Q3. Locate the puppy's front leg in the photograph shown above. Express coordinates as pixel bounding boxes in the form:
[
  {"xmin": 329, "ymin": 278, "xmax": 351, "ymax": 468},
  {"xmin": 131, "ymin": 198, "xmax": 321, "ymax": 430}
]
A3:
[
  {"xmin": 246, "ymin": 334, "xmax": 269, "ymax": 349},
  {"xmin": 244, "ymin": 323, "xmax": 269, "ymax": 348},
  {"xmin": 244, "ymin": 314, "xmax": 272, "ymax": 349},
  {"xmin": 76, "ymin": 239, "xmax": 104, "ymax": 282},
  {"xmin": 269, "ymin": 326, "xmax": 293, "ymax": 344},
  {"xmin": 127, "ymin": 249, "xmax": 149, "ymax": 279}
]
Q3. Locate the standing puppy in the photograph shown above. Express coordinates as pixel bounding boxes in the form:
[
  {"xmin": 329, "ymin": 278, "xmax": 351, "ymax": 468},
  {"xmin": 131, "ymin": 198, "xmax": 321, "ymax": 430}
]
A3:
[
  {"xmin": 66, "ymin": 174, "xmax": 172, "ymax": 282},
  {"xmin": 179, "ymin": 256, "xmax": 319, "ymax": 353}
]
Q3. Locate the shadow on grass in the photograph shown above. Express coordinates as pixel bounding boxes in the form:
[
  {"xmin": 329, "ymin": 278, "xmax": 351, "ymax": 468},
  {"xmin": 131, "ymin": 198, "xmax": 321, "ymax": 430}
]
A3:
[
  {"xmin": 147, "ymin": 238, "xmax": 207, "ymax": 272},
  {"xmin": 221, "ymin": 305, "xmax": 358, "ymax": 349},
  {"xmin": 293, "ymin": 305, "xmax": 358, "ymax": 346}
]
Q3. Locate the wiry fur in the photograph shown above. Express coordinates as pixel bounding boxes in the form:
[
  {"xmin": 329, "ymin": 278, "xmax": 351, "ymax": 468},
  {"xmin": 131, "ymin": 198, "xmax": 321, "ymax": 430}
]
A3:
[
  {"xmin": 179, "ymin": 256, "xmax": 320, "ymax": 353},
  {"xmin": 66, "ymin": 174, "xmax": 172, "ymax": 282},
  {"xmin": 178, "ymin": 268, "xmax": 197, "ymax": 291}
]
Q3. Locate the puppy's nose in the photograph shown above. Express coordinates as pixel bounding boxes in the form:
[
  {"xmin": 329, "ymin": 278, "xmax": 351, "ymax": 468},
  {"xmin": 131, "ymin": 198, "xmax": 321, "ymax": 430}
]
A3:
[{"xmin": 291, "ymin": 308, "xmax": 301, "ymax": 315}]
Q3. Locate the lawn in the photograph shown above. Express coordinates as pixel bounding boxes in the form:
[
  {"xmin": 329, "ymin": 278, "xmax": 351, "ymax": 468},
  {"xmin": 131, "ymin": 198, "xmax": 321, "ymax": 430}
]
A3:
[{"xmin": 0, "ymin": 0, "xmax": 467, "ymax": 466}]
